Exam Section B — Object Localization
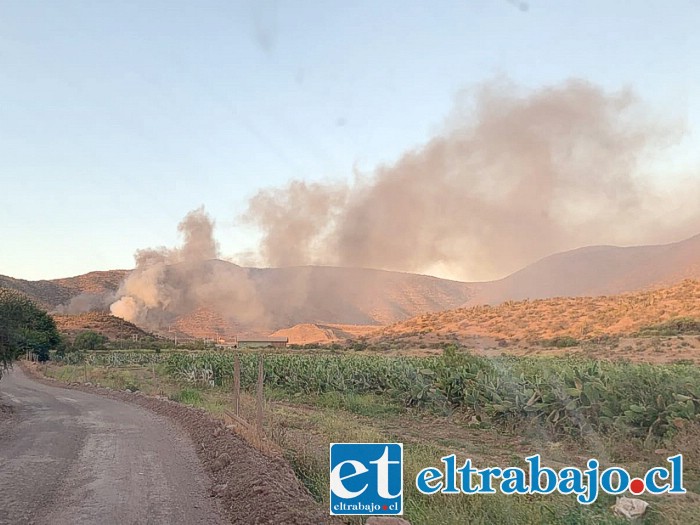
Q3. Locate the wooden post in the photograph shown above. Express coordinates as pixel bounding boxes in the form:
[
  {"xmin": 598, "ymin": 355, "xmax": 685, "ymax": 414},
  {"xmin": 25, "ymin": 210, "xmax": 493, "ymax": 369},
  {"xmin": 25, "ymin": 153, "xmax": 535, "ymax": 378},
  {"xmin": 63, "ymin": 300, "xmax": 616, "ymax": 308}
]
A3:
[
  {"xmin": 83, "ymin": 360, "xmax": 88, "ymax": 383},
  {"xmin": 151, "ymin": 361, "xmax": 158, "ymax": 394},
  {"xmin": 256, "ymin": 353, "xmax": 264, "ymax": 434},
  {"xmin": 233, "ymin": 353, "xmax": 241, "ymax": 416}
]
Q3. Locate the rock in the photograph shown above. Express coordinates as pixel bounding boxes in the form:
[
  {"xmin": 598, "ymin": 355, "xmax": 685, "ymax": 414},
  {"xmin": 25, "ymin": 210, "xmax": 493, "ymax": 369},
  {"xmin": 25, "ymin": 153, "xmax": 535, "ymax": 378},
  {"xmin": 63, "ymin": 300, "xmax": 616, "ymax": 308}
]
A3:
[
  {"xmin": 212, "ymin": 452, "xmax": 232, "ymax": 471},
  {"xmin": 612, "ymin": 497, "xmax": 649, "ymax": 520},
  {"xmin": 366, "ymin": 518, "xmax": 412, "ymax": 525},
  {"xmin": 211, "ymin": 483, "xmax": 228, "ymax": 497},
  {"xmin": 125, "ymin": 389, "xmax": 133, "ymax": 393}
]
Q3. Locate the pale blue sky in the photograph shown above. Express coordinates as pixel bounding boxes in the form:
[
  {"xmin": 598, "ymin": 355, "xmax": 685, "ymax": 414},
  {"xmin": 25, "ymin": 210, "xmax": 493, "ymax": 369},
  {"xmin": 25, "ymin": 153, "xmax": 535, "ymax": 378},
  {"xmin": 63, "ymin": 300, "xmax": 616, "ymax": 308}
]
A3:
[{"xmin": 1, "ymin": 1, "xmax": 699, "ymax": 280}]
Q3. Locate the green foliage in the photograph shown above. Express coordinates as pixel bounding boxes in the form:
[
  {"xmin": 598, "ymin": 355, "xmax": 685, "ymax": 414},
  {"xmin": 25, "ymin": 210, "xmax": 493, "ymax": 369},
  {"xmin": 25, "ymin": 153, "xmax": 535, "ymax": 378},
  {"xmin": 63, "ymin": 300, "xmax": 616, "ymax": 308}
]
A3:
[
  {"xmin": 58, "ymin": 350, "xmax": 166, "ymax": 366},
  {"xmin": 73, "ymin": 330, "xmax": 108, "ymax": 350},
  {"xmin": 164, "ymin": 351, "xmax": 700, "ymax": 440},
  {"xmin": 541, "ymin": 336, "xmax": 580, "ymax": 348},
  {"xmin": 169, "ymin": 387, "xmax": 202, "ymax": 405},
  {"xmin": 350, "ymin": 340, "xmax": 368, "ymax": 351},
  {"xmin": 0, "ymin": 288, "xmax": 60, "ymax": 373},
  {"xmin": 637, "ymin": 317, "xmax": 700, "ymax": 336}
]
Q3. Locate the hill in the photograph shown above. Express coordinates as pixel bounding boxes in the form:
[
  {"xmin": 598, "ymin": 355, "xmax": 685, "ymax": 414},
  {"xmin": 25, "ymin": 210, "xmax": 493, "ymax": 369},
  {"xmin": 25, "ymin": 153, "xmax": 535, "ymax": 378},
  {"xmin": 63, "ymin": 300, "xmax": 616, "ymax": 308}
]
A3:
[
  {"xmin": 53, "ymin": 312, "xmax": 153, "ymax": 341},
  {"xmin": 466, "ymin": 233, "xmax": 700, "ymax": 305},
  {"xmin": 1, "ymin": 232, "xmax": 699, "ymax": 338},
  {"xmin": 0, "ymin": 275, "xmax": 72, "ymax": 310},
  {"xmin": 0, "ymin": 270, "xmax": 128, "ymax": 311},
  {"xmin": 167, "ymin": 262, "xmax": 475, "ymax": 337},
  {"xmin": 371, "ymin": 279, "xmax": 700, "ymax": 345},
  {"xmin": 1, "ymin": 264, "xmax": 474, "ymax": 337},
  {"xmin": 247, "ymin": 264, "xmax": 474, "ymax": 326}
]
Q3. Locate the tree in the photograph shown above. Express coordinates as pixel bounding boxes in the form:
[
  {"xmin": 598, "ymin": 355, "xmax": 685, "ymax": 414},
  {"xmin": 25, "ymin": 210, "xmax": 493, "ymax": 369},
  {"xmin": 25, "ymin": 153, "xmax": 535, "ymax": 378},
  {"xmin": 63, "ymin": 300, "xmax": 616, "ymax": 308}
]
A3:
[
  {"xmin": 73, "ymin": 331, "xmax": 108, "ymax": 351},
  {"xmin": 0, "ymin": 289, "xmax": 61, "ymax": 377}
]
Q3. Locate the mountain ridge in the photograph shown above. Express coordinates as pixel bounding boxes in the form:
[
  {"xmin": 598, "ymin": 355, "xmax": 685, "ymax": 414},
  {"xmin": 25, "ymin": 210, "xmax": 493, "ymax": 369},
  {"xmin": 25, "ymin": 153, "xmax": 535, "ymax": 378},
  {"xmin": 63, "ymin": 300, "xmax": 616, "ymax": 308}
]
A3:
[{"xmin": 1, "ymin": 233, "xmax": 698, "ymax": 337}]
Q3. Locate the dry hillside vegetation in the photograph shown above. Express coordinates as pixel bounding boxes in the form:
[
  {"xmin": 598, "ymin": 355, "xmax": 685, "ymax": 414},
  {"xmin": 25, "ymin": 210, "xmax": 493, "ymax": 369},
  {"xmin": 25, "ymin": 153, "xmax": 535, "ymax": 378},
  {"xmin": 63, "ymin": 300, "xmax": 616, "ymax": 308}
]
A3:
[
  {"xmin": 51, "ymin": 270, "xmax": 129, "ymax": 296},
  {"xmin": 53, "ymin": 312, "xmax": 152, "ymax": 341},
  {"xmin": 3, "ymin": 231, "xmax": 700, "ymax": 336},
  {"xmin": 172, "ymin": 305, "xmax": 241, "ymax": 339},
  {"xmin": 373, "ymin": 279, "xmax": 700, "ymax": 343},
  {"xmin": 0, "ymin": 270, "xmax": 128, "ymax": 310},
  {"xmin": 245, "ymin": 264, "xmax": 473, "ymax": 326},
  {"xmin": 0, "ymin": 275, "xmax": 72, "ymax": 310}
]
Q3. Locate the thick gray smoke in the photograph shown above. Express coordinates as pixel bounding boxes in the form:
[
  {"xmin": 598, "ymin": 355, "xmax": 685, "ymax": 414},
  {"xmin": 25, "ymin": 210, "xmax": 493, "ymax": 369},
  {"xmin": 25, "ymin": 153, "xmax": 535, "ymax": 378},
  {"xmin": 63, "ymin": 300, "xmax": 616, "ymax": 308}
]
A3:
[
  {"xmin": 110, "ymin": 207, "xmax": 267, "ymax": 330},
  {"xmin": 54, "ymin": 292, "xmax": 116, "ymax": 315},
  {"xmin": 242, "ymin": 79, "xmax": 700, "ymax": 281}
]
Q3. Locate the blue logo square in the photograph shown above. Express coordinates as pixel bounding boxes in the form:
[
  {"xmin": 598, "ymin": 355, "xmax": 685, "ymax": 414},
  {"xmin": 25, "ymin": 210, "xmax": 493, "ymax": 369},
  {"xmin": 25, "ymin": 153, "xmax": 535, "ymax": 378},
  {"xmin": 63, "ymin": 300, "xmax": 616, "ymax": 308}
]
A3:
[{"xmin": 329, "ymin": 443, "xmax": 403, "ymax": 516}]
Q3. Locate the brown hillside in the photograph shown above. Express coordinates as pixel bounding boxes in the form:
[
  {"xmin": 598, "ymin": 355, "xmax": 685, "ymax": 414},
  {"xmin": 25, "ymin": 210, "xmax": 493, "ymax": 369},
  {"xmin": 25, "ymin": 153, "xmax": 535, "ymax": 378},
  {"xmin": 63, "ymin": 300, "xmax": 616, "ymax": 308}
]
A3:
[
  {"xmin": 372, "ymin": 279, "xmax": 700, "ymax": 344},
  {"xmin": 171, "ymin": 306, "xmax": 242, "ymax": 340},
  {"xmin": 0, "ymin": 275, "xmax": 72, "ymax": 310},
  {"xmin": 54, "ymin": 312, "xmax": 152, "ymax": 341},
  {"xmin": 164, "ymin": 261, "xmax": 475, "ymax": 336},
  {"xmin": 246, "ymin": 264, "xmax": 474, "ymax": 326},
  {"xmin": 52, "ymin": 270, "xmax": 128, "ymax": 296},
  {"xmin": 467, "ymin": 233, "xmax": 700, "ymax": 306},
  {"xmin": 4, "ymin": 232, "xmax": 699, "ymax": 338},
  {"xmin": 0, "ymin": 270, "xmax": 128, "ymax": 311},
  {"xmin": 3, "ymin": 263, "xmax": 474, "ymax": 336}
]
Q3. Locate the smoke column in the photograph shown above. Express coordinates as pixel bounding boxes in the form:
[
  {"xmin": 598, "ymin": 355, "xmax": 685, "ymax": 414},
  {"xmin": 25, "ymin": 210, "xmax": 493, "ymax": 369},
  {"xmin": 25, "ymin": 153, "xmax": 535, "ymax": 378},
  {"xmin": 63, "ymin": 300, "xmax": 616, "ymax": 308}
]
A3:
[
  {"xmin": 110, "ymin": 207, "xmax": 267, "ymax": 330},
  {"xmin": 242, "ymin": 79, "xmax": 700, "ymax": 281}
]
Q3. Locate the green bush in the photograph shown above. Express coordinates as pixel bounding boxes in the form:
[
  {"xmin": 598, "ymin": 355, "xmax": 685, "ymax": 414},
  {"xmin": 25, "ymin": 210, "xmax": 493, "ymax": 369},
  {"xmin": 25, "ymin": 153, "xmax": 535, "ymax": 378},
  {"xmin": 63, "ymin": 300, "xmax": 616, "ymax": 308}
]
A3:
[
  {"xmin": 541, "ymin": 336, "xmax": 579, "ymax": 348},
  {"xmin": 0, "ymin": 288, "xmax": 60, "ymax": 371},
  {"xmin": 169, "ymin": 387, "xmax": 202, "ymax": 405},
  {"xmin": 637, "ymin": 317, "xmax": 700, "ymax": 336},
  {"xmin": 73, "ymin": 331, "xmax": 108, "ymax": 351}
]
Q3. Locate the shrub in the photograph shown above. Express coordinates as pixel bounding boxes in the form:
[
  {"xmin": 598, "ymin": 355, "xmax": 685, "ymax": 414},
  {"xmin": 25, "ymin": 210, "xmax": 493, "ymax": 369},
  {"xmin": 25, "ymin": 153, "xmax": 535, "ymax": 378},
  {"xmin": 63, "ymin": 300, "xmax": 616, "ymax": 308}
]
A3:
[
  {"xmin": 169, "ymin": 387, "xmax": 202, "ymax": 405},
  {"xmin": 73, "ymin": 331, "xmax": 108, "ymax": 351},
  {"xmin": 0, "ymin": 289, "xmax": 60, "ymax": 371}
]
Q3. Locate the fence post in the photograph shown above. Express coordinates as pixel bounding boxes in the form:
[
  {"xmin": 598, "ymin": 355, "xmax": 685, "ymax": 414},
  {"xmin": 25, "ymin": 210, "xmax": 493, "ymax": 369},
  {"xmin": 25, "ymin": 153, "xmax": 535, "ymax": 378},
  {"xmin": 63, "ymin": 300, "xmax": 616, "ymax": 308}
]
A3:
[
  {"xmin": 151, "ymin": 361, "xmax": 158, "ymax": 394},
  {"xmin": 233, "ymin": 353, "xmax": 241, "ymax": 416},
  {"xmin": 256, "ymin": 353, "xmax": 264, "ymax": 435}
]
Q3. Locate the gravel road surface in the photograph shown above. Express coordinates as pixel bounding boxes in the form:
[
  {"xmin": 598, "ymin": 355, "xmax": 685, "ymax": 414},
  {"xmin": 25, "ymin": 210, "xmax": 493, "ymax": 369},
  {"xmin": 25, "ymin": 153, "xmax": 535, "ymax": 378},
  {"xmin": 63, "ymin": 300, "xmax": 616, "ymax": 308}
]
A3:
[{"xmin": 0, "ymin": 366, "xmax": 225, "ymax": 525}]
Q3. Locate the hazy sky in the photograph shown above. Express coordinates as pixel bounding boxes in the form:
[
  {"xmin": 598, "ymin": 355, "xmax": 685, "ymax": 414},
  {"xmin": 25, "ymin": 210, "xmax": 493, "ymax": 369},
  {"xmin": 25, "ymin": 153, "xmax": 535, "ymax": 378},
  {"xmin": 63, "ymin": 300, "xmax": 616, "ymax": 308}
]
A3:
[{"xmin": 2, "ymin": 1, "xmax": 699, "ymax": 280}]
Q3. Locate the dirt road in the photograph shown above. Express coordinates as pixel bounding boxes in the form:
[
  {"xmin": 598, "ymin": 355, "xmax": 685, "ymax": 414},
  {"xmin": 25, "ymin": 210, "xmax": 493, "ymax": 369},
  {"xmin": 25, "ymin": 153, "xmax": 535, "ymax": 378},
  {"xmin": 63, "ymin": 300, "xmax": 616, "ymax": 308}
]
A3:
[{"xmin": 0, "ymin": 366, "xmax": 225, "ymax": 525}]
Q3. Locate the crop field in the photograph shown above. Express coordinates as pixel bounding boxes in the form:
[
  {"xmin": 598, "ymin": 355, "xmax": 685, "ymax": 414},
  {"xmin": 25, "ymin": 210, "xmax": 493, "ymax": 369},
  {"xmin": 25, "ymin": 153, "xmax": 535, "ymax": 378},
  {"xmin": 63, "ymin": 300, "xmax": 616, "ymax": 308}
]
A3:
[
  {"xmin": 164, "ymin": 349, "xmax": 700, "ymax": 440},
  {"xmin": 42, "ymin": 345, "xmax": 700, "ymax": 524}
]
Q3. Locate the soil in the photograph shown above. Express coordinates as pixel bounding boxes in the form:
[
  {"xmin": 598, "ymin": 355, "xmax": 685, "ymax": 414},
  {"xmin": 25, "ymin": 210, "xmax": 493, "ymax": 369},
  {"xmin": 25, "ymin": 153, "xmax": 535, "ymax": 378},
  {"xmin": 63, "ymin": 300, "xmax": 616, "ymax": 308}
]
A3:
[{"xmin": 20, "ymin": 363, "xmax": 328, "ymax": 525}]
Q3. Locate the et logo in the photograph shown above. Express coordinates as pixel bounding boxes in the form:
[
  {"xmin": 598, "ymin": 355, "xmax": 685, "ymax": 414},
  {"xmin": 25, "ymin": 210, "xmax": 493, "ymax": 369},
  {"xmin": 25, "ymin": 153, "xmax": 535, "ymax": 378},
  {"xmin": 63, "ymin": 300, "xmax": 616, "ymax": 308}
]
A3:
[{"xmin": 329, "ymin": 443, "xmax": 404, "ymax": 516}]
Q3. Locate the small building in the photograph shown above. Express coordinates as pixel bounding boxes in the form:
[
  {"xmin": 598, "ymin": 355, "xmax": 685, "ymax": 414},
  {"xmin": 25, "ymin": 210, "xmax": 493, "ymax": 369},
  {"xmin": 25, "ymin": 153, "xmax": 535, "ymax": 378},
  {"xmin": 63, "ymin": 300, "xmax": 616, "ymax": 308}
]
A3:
[{"xmin": 236, "ymin": 337, "xmax": 288, "ymax": 349}]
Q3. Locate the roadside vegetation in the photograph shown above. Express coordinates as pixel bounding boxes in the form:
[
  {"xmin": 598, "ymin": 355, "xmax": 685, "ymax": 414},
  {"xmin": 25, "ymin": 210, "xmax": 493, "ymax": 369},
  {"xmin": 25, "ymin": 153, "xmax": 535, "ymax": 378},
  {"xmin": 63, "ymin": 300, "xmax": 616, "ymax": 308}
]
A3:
[
  {"xmin": 0, "ymin": 289, "xmax": 61, "ymax": 375},
  {"xmin": 39, "ymin": 344, "xmax": 700, "ymax": 524}
]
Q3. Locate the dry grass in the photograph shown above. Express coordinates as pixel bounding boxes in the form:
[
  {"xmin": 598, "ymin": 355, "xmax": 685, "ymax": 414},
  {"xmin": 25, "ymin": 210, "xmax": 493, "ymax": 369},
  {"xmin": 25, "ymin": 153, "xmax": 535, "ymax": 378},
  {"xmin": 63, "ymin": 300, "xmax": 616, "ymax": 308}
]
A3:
[
  {"xmin": 372, "ymin": 279, "xmax": 700, "ymax": 344},
  {"xmin": 53, "ymin": 312, "xmax": 153, "ymax": 341}
]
